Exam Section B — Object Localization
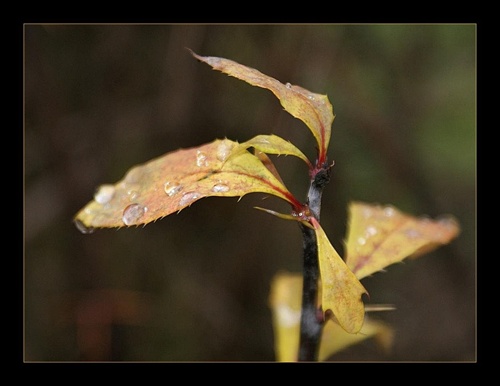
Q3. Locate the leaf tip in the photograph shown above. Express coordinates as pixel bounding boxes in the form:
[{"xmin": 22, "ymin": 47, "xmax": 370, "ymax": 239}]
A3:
[
  {"xmin": 73, "ymin": 218, "xmax": 95, "ymax": 234},
  {"xmin": 189, "ymin": 49, "xmax": 223, "ymax": 70}
]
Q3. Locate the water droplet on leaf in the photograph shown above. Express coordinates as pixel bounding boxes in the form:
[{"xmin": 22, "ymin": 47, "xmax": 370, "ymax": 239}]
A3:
[
  {"xmin": 122, "ymin": 203, "xmax": 146, "ymax": 225},
  {"xmin": 127, "ymin": 189, "xmax": 139, "ymax": 201},
  {"xmin": 437, "ymin": 216, "xmax": 459, "ymax": 230},
  {"xmin": 285, "ymin": 82, "xmax": 292, "ymax": 89},
  {"xmin": 74, "ymin": 219, "xmax": 95, "ymax": 234},
  {"xmin": 124, "ymin": 166, "xmax": 142, "ymax": 184},
  {"xmin": 216, "ymin": 140, "xmax": 233, "ymax": 162},
  {"xmin": 383, "ymin": 206, "xmax": 396, "ymax": 217},
  {"xmin": 196, "ymin": 150, "xmax": 209, "ymax": 167},
  {"xmin": 164, "ymin": 182, "xmax": 183, "ymax": 196},
  {"xmin": 365, "ymin": 225, "xmax": 378, "ymax": 237},
  {"xmin": 179, "ymin": 191, "xmax": 201, "ymax": 206},
  {"xmin": 255, "ymin": 137, "xmax": 270, "ymax": 145},
  {"xmin": 94, "ymin": 184, "xmax": 115, "ymax": 204},
  {"xmin": 212, "ymin": 183, "xmax": 230, "ymax": 193}
]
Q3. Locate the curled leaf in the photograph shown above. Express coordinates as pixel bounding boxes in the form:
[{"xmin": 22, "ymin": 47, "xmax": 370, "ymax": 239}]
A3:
[
  {"xmin": 312, "ymin": 218, "xmax": 367, "ymax": 334},
  {"xmin": 345, "ymin": 202, "xmax": 461, "ymax": 280},
  {"xmin": 191, "ymin": 50, "xmax": 333, "ymax": 163},
  {"xmin": 74, "ymin": 138, "xmax": 300, "ymax": 230}
]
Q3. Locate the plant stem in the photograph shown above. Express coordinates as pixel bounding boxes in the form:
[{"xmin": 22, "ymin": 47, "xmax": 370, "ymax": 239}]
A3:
[
  {"xmin": 298, "ymin": 222, "xmax": 322, "ymax": 361},
  {"xmin": 297, "ymin": 162, "xmax": 332, "ymax": 361}
]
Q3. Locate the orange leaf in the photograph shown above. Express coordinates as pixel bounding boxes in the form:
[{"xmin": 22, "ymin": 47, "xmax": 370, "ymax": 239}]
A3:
[
  {"xmin": 191, "ymin": 50, "xmax": 334, "ymax": 163},
  {"xmin": 345, "ymin": 202, "xmax": 461, "ymax": 280},
  {"xmin": 74, "ymin": 138, "xmax": 299, "ymax": 231}
]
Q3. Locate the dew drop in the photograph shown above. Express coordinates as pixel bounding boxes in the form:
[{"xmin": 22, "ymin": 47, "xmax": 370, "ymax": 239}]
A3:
[
  {"xmin": 365, "ymin": 225, "xmax": 378, "ymax": 237},
  {"xmin": 164, "ymin": 182, "xmax": 183, "ymax": 196},
  {"xmin": 74, "ymin": 219, "xmax": 95, "ymax": 234},
  {"xmin": 285, "ymin": 82, "xmax": 292, "ymax": 89},
  {"xmin": 255, "ymin": 137, "xmax": 271, "ymax": 145},
  {"xmin": 216, "ymin": 140, "xmax": 233, "ymax": 162},
  {"xmin": 94, "ymin": 184, "xmax": 115, "ymax": 204},
  {"xmin": 179, "ymin": 191, "xmax": 201, "ymax": 206},
  {"xmin": 127, "ymin": 189, "xmax": 139, "ymax": 201},
  {"xmin": 357, "ymin": 237, "xmax": 367, "ymax": 245},
  {"xmin": 122, "ymin": 203, "xmax": 147, "ymax": 226},
  {"xmin": 307, "ymin": 94, "xmax": 315, "ymax": 101},
  {"xmin": 196, "ymin": 150, "xmax": 209, "ymax": 167},
  {"xmin": 124, "ymin": 166, "xmax": 143, "ymax": 184},
  {"xmin": 383, "ymin": 206, "xmax": 396, "ymax": 217},
  {"xmin": 437, "ymin": 216, "xmax": 458, "ymax": 230},
  {"xmin": 212, "ymin": 183, "xmax": 230, "ymax": 193}
]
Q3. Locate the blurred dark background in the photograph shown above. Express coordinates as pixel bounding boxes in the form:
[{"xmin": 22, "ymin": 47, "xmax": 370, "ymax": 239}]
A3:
[{"xmin": 24, "ymin": 24, "xmax": 476, "ymax": 361}]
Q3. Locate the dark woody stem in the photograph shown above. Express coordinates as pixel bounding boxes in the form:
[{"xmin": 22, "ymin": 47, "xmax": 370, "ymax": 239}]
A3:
[{"xmin": 297, "ymin": 161, "xmax": 332, "ymax": 361}]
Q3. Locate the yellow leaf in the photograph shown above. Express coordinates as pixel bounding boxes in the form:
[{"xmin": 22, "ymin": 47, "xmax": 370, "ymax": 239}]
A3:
[
  {"xmin": 269, "ymin": 272, "xmax": 393, "ymax": 362},
  {"xmin": 345, "ymin": 202, "xmax": 461, "ymax": 280},
  {"xmin": 313, "ymin": 219, "xmax": 367, "ymax": 334},
  {"xmin": 74, "ymin": 138, "xmax": 300, "ymax": 230},
  {"xmin": 191, "ymin": 51, "xmax": 333, "ymax": 164},
  {"xmin": 236, "ymin": 134, "xmax": 312, "ymax": 167},
  {"xmin": 254, "ymin": 151, "xmax": 285, "ymax": 185},
  {"xmin": 268, "ymin": 272, "xmax": 303, "ymax": 362}
]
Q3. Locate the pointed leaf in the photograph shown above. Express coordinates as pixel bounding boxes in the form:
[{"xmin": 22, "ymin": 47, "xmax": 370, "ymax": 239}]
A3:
[
  {"xmin": 254, "ymin": 207, "xmax": 299, "ymax": 222},
  {"xmin": 312, "ymin": 219, "xmax": 367, "ymax": 334},
  {"xmin": 236, "ymin": 134, "xmax": 311, "ymax": 167},
  {"xmin": 345, "ymin": 202, "xmax": 461, "ymax": 280},
  {"xmin": 254, "ymin": 151, "xmax": 285, "ymax": 185},
  {"xmin": 191, "ymin": 51, "xmax": 333, "ymax": 163},
  {"xmin": 74, "ymin": 138, "xmax": 299, "ymax": 230}
]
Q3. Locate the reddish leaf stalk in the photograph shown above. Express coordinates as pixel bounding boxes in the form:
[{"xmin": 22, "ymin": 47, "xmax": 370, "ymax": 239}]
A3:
[
  {"xmin": 237, "ymin": 171, "xmax": 304, "ymax": 212},
  {"xmin": 298, "ymin": 160, "xmax": 332, "ymax": 361}
]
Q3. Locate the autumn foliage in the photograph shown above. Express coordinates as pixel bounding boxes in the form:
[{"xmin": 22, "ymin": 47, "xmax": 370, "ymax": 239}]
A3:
[{"xmin": 74, "ymin": 50, "xmax": 460, "ymax": 361}]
